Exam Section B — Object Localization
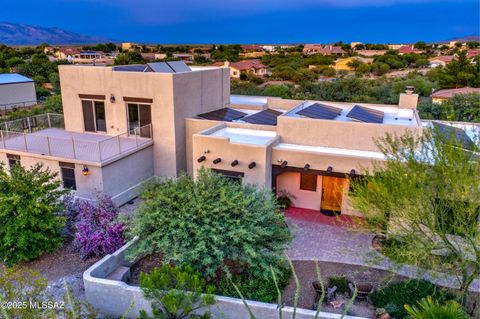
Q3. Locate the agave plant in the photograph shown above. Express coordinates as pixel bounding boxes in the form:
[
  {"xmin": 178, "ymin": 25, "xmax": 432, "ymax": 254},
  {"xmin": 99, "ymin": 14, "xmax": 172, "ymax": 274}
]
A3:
[{"xmin": 404, "ymin": 296, "xmax": 469, "ymax": 319}]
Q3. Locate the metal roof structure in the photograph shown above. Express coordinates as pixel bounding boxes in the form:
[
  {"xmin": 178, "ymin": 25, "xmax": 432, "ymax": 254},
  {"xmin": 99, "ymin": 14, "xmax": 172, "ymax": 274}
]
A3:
[
  {"xmin": 113, "ymin": 61, "xmax": 192, "ymax": 73},
  {"xmin": 198, "ymin": 108, "xmax": 247, "ymax": 122},
  {"xmin": 242, "ymin": 109, "xmax": 282, "ymax": 125},
  {"xmin": 0, "ymin": 73, "xmax": 34, "ymax": 85},
  {"xmin": 432, "ymin": 121, "xmax": 476, "ymax": 150},
  {"xmin": 297, "ymin": 103, "xmax": 342, "ymax": 120},
  {"xmin": 346, "ymin": 105, "xmax": 384, "ymax": 124}
]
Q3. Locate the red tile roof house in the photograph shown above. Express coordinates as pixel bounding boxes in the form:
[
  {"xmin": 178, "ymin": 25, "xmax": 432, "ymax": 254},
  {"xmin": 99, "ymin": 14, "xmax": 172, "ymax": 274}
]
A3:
[
  {"xmin": 397, "ymin": 45, "xmax": 423, "ymax": 55},
  {"xmin": 213, "ymin": 60, "xmax": 267, "ymax": 78},
  {"xmin": 303, "ymin": 44, "xmax": 346, "ymax": 55},
  {"xmin": 55, "ymin": 48, "xmax": 80, "ymax": 60},
  {"xmin": 467, "ymin": 49, "xmax": 480, "ymax": 59},
  {"xmin": 240, "ymin": 45, "xmax": 264, "ymax": 52},
  {"xmin": 431, "ymin": 87, "xmax": 480, "ymax": 103},
  {"xmin": 429, "ymin": 55, "xmax": 455, "ymax": 67}
]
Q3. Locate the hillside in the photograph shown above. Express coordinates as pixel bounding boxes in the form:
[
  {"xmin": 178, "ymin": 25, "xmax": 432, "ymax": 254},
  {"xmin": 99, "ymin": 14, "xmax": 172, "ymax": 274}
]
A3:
[{"xmin": 0, "ymin": 22, "xmax": 112, "ymax": 45}]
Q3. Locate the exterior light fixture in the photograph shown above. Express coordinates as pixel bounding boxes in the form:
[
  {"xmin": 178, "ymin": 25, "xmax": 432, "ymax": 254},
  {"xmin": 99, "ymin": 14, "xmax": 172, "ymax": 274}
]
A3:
[
  {"xmin": 349, "ymin": 169, "xmax": 356, "ymax": 178},
  {"xmin": 231, "ymin": 160, "xmax": 239, "ymax": 167},
  {"xmin": 213, "ymin": 158, "xmax": 222, "ymax": 164},
  {"xmin": 82, "ymin": 166, "xmax": 90, "ymax": 176},
  {"xmin": 110, "ymin": 94, "xmax": 116, "ymax": 103},
  {"xmin": 248, "ymin": 162, "xmax": 256, "ymax": 169},
  {"xmin": 304, "ymin": 163, "xmax": 310, "ymax": 171},
  {"xmin": 197, "ymin": 155, "xmax": 206, "ymax": 163},
  {"xmin": 326, "ymin": 166, "xmax": 333, "ymax": 174},
  {"xmin": 280, "ymin": 161, "xmax": 288, "ymax": 168}
]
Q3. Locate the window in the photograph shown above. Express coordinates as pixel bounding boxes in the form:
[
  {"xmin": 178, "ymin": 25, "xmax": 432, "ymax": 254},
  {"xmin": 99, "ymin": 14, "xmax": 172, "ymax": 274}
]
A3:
[
  {"xmin": 59, "ymin": 162, "xmax": 76, "ymax": 190},
  {"xmin": 6, "ymin": 154, "xmax": 20, "ymax": 168},
  {"xmin": 212, "ymin": 169, "xmax": 244, "ymax": 184},
  {"xmin": 82, "ymin": 100, "xmax": 106, "ymax": 132},
  {"xmin": 300, "ymin": 173, "xmax": 317, "ymax": 191},
  {"xmin": 127, "ymin": 103, "xmax": 151, "ymax": 138}
]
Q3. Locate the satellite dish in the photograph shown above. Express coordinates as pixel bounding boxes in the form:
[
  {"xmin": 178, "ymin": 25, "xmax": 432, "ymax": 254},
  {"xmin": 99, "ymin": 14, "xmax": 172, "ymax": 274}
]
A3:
[{"xmin": 67, "ymin": 55, "xmax": 74, "ymax": 63}]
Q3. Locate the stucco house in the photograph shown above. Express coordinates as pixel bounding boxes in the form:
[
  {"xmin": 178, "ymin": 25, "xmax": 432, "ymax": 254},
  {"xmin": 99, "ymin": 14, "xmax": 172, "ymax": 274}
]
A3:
[
  {"xmin": 334, "ymin": 57, "xmax": 373, "ymax": 71},
  {"xmin": 0, "ymin": 73, "xmax": 37, "ymax": 111},
  {"xmin": 213, "ymin": 60, "xmax": 267, "ymax": 78},
  {"xmin": 431, "ymin": 87, "xmax": 480, "ymax": 103}
]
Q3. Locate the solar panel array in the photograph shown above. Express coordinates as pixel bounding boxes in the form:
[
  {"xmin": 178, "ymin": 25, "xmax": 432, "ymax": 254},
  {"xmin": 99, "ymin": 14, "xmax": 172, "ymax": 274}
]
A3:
[
  {"xmin": 147, "ymin": 62, "xmax": 175, "ymax": 73},
  {"xmin": 112, "ymin": 64, "xmax": 152, "ymax": 72},
  {"xmin": 432, "ymin": 121, "xmax": 476, "ymax": 150},
  {"xmin": 166, "ymin": 61, "xmax": 192, "ymax": 73},
  {"xmin": 346, "ymin": 105, "xmax": 384, "ymax": 124},
  {"xmin": 297, "ymin": 103, "xmax": 342, "ymax": 120},
  {"xmin": 242, "ymin": 109, "xmax": 283, "ymax": 125},
  {"xmin": 113, "ymin": 62, "xmax": 192, "ymax": 73},
  {"xmin": 198, "ymin": 108, "xmax": 247, "ymax": 122}
]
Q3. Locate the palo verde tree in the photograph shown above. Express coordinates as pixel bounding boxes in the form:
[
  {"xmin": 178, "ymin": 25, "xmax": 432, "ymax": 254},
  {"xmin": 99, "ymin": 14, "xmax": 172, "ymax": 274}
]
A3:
[
  {"xmin": 127, "ymin": 168, "xmax": 292, "ymax": 280},
  {"xmin": 0, "ymin": 163, "xmax": 66, "ymax": 266},
  {"xmin": 350, "ymin": 125, "xmax": 480, "ymax": 306}
]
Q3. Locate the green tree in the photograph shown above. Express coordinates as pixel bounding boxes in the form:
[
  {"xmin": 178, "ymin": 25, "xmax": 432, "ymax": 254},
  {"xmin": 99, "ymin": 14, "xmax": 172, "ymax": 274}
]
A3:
[
  {"xmin": 43, "ymin": 94, "xmax": 63, "ymax": 113},
  {"xmin": 139, "ymin": 264, "xmax": 215, "ymax": 319},
  {"xmin": 350, "ymin": 127, "xmax": 480, "ymax": 306},
  {"xmin": 114, "ymin": 51, "xmax": 146, "ymax": 65},
  {"xmin": 127, "ymin": 168, "xmax": 291, "ymax": 279},
  {"xmin": 0, "ymin": 164, "xmax": 66, "ymax": 265},
  {"xmin": 405, "ymin": 296, "xmax": 469, "ymax": 319},
  {"xmin": 437, "ymin": 51, "xmax": 480, "ymax": 88}
]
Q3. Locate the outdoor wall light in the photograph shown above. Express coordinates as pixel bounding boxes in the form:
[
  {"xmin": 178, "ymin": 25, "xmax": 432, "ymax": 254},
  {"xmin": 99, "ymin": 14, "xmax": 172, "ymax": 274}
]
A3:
[
  {"xmin": 110, "ymin": 94, "xmax": 116, "ymax": 103},
  {"xmin": 349, "ymin": 169, "xmax": 356, "ymax": 178},
  {"xmin": 82, "ymin": 166, "xmax": 90, "ymax": 176},
  {"xmin": 248, "ymin": 162, "xmax": 256, "ymax": 169},
  {"xmin": 280, "ymin": 161, "xmax": 288, "ymax": 168},
  {"xmin": 213, "ymin": 158, "xmax": 222, "ymax": 164},
  {"xmin": 231, "ymin": 160, "xmax": 239, "ymax": 167},
  {"xmin": 304, "ymin": 163, "xmax": 310, "ymax": 171},
  {"xmin": 326, "ymin": 166, "xmax": 333, "ymax": 174},
  {"xmin": 197, "ymin": 155, "xmax": 206, "ymax": 163}
]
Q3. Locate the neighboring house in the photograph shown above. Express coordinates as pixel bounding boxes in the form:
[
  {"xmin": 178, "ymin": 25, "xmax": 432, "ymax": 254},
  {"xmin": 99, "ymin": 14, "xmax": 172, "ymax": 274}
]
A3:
[
  {"xmin": 262, "ymin": 45, "xmax": 277, "ymax": 52},
  {"xmin": 354, "ymin": 49, "xmax": 387, "ymax": 57},
  {"xmin": 241, "ymin": 45, "xmax": 264, "ymax": 52},
  {"xmin": 467, "ymin": 49, "xmax": 480, "ymax": 59},
  {"xmin": 72, "ymin": 51, "xmax": 115, "ymax": 65},
  {"xmin": 397, "ymin": 45, "xmax": 423, "ymax": 55},
  {"xmin": 141, "ymin": 53, "xmax": 167, "ymax": 61},
  {"xmin": 2, "ymin": 63, "xmax": 476, "ymax": 217},
  {"xmin": 431, "ymin": 87, "xmax": 480, "ymax": 103},
  {"xmin": 334, "ymin": 57, "xmax": 373, "ymax": 71},
  {"xmin": 429, "ymin": 55, "xmax": 454, "ymax": 68},
  {"xmin": 0, "ymin": 73, "xmax": 37, "ymax": 111},
  {"xmin": 388, "ymin": 44, "xmax": 407, "ymax": 50},
  {"xmin": 172, "ymin": 53, "xmax": 194, "ymax": 63},
  {"xmin": 213, "ymin": 60, "xmax": 267, "ymax": 78},
  {"xmin": 55, "ymin": 47, "xmax": 80, "ymax": 60},
  {"xmin": 303, "ymin": 44, "xmax": 346, "ymax": 55},
  {"xmin": 121, "ymin": 42, "xmax": 137, "ymax": 51}
]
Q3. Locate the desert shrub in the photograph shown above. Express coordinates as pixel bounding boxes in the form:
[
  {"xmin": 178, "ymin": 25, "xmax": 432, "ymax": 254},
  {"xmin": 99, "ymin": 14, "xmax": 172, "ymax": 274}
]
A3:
[
  {"xmin": 404, "ymin": 296, "xmax": 469, "ymax": 319},
  {"xmin": 371, "ymin": 280, "xmax": 452, "ymax": 318},
  {"xmin": 276, "ymin": 189, "xmax": 296, "ymax": 209},
  {"xmin": 127, "ymin": 168, "xmax": 291, "ymax": 280},
  {"xmin": 328, "ymin": 276, "xmax": 350, "ymax": 294},
  {"xmin": 0, "ymin": 267, "xmax": 96, "ymax": 319},
  {"xmin": 0, "ymin": 163, "xmax": 66, "ymax": 266},
  {"xmin": 74, "ymin": 193, "xmax": 124, "ymax": 259},
  {"xmin": 215, "ymin": 266, "xmax": 291, "ymax": 303},
  {"xmin": 139, "ymin": 263, "xmax": 215, "ymax": 319}
]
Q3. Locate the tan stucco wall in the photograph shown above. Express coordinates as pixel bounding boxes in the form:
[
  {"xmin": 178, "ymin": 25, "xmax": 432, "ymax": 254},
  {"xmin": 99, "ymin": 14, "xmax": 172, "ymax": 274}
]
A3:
[
  {"xmin": 59, "ymin": 65, "xmax": 229, "ymax": 177},
  {"xmin": 276, "ymin": 116, "xmax": 422, "ymax": 152},
  {"xmin": 266, "ymin": 97, "xmax": 303, "ymax": 110},
  {"xmin": 0, "ymin": 82, "xmax": 36, "ymax": 107}
]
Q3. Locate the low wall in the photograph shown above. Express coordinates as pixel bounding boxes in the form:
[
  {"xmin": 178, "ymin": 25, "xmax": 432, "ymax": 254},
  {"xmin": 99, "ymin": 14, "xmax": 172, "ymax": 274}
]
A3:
[{"xmin": 83, "ymin": 238, "xmax": 367, "ymax": 319}]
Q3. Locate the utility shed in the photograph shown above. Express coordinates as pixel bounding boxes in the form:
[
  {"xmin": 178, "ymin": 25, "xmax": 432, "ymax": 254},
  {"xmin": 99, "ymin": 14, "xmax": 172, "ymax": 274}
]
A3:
[{"xmin": 0, "ymin": 73, "xmax": 37, "ymax": 110}]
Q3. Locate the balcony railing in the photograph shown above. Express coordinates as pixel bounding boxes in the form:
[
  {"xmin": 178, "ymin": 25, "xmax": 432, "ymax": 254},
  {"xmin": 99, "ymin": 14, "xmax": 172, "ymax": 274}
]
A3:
[{"xmin": 0, "ymin": 114, "xmax": 153, "ymax": 162}]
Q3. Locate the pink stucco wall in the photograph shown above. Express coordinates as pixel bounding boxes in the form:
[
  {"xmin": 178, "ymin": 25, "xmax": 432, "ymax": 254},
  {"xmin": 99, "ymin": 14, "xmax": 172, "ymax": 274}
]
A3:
[{"xmin": 276, "ymin": 171, "xmax": 323, "ymax": 211}]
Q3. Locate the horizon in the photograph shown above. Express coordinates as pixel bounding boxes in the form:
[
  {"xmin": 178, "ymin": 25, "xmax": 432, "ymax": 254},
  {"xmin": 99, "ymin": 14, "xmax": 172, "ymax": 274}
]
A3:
[{"xmin": 1, "ymin": 0, "xmax": 479, "ymax": 44}]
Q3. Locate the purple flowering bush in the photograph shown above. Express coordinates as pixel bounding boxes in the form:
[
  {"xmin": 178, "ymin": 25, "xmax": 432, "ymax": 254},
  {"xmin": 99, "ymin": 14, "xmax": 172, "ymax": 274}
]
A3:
[{"xmin": 74, "ymin": 193, "xmax": 125, "ymax": 259}]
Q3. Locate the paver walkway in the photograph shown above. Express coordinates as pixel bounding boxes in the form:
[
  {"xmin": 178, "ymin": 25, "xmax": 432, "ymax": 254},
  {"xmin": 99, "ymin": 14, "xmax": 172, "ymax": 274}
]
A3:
[{"xmin": 285, "ymin": 207, "xmax": 480, "ymax": 293}]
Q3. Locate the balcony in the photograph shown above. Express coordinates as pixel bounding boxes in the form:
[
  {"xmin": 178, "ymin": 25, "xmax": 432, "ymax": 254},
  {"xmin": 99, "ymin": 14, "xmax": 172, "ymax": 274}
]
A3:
[{"xmin": 0, "ymin": 114, "xmax": 153, "ymax": 164}]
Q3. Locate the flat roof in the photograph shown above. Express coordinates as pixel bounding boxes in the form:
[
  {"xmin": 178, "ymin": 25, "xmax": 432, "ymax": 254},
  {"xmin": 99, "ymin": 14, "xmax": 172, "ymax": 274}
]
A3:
[
  {"xmin": 288, "ymin": 101, "xmax": 418, "ymax": 126},
  {"xmin": 274, "ymin": 143, "xmax": 386, "ymax": 160},
  {"xmin": 0, "ymin": 73, "xmax": 34, "ymax": 85},
  {"xmin": 230, "ymin": 95, "xmax": 268, "ymax": 106},
  {"xmin": 208, "ymin": 127, "xmax": 277, "ymax": 145}
]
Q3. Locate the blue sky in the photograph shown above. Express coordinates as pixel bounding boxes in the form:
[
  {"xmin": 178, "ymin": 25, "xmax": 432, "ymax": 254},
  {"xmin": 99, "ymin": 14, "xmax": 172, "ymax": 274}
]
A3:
[{"xmin": 2, "ymin": 0, "xmax": 479, "ymax": 43}]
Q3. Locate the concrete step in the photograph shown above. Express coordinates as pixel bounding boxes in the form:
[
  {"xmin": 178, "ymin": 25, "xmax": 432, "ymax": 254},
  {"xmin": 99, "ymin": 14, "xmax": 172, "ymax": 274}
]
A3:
[{"xmin": 106, "ymin": 266, "xmax": 131, "ymax": 282}]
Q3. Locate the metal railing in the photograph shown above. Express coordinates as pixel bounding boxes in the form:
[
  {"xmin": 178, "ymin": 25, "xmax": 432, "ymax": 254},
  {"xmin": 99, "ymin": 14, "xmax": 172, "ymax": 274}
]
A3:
[
  {"xmin": 0, "ymin": 100, "xmax": 38, "ymax": 114},
  {"xmin": 0, "ymin": 119, "xmax": 152, "ymax": 162},
  {"xmin": 1, "ymin": 113, "xmax": 64, "ymax": 133}
]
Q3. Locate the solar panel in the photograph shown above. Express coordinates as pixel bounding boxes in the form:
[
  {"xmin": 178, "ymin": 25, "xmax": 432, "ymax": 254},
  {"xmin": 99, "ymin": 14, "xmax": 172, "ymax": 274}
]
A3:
[
  {"xmin": 242, "ymin": 109, "xmax": 282, "ymax": 125},
  {"xmin": 113, "ymin": 64, "xmax": 151, "ymax": 72},
  {"xmin": 166, "ymin": 61, "xmax": 192, "ymax": 73},
  {"xmin": 346, "ymin": 105, "xmax": 384, "ymax": 124},
  {"xmin": 147, "ymin": 62, "xmax": 175, "ymax": 73},
  {"xmin": 198, "ymin": 108, "xmax": 247, "ymax": 122},
  {"xmin": 432, "ymin": 122, "xmax": 476, "ymax": 150},
  {"xmin": 297, "ymin": 103, "xmax": 342, "ymax": 120}
]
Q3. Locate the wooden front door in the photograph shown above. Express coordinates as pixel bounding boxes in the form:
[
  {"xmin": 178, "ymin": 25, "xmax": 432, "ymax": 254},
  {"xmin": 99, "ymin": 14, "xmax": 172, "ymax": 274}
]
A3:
[{"xmin": 320, "ymin": 176, "xmax": 345, "ymax": 214}]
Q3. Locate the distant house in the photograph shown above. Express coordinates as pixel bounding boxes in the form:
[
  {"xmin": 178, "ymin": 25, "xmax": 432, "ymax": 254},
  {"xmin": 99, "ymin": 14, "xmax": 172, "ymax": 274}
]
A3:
[
  {"xmin": 429, "ymin": 56, "xmax": 454, "ymax": 68},
  {"xmin": 262, "ymin": 45, "xmax": 277, "ymax": 52},
  {"xmin": 431, "ymin": 87, "xmax": 480, "ymax": 103},
  {"xmin": 241, "ymin": 45, "xmax": 264, "ymax": 52},
  {"xmin": 354, "ymin": 49, "xmax": 387, "ymax": 57},
  {"xmin": 303, "ymin": 44, "xmax": 346, "ymax": 55},
  {"xmin": 467, "ymin": 49, "xmax": 480, "ymax": 59},
  {"xmin": 121, "ymin": 42, "xmax": 138, "ymax": 51},
  {"xmin": 141, "ymin": 53, "xmax": 167, "ymax": 61},
  {"xmin": 0, "ymin": 73, "xmax": 37, "ymax": 111},
  {"xmin": 334, "ymin": 57, "xmax": 373, "ymax": 71},
  {"xmin": 213, "ymin": 60, "xmax": 267, "ymax": 78},
  {"xmin": 55, "ymin": 48, "xmax": 80, "ymax": 60},
  {"xmin": 173, "ymin": 53, "xmax": 194, "ymax": 63},
  {"xmin": 397, "ymin": 45, "xmax": 423, "ymax": 55}
]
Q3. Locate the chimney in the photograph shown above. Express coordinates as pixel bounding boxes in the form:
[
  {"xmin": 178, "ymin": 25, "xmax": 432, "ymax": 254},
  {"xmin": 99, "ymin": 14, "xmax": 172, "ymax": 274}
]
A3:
[
  {"xmin": 399, "ymin": 86, "xmax": 419, "ymax": 109},
  {"xmin": 224, "ymin": 61, "xmax": 230, "ymax": 67}
]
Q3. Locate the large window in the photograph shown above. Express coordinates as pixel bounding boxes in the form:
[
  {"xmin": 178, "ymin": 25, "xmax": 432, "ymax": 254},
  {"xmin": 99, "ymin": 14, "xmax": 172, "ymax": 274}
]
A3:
[
  {"xmin": 212, "ymin": 169, "xmax": 244, "ymax": 184},
  {"xmin": 127, "ymin": 103, "xmax": 151, "ymax": 138},
  {"xmin": 6, "ymin": 154, "xmax": 20, "ymax": 168},
  {"xmin": 82, "ymin": 100, "xmax": 106, "ymax": 132},
  {"xmin": 300, "ymin": 173, "xmax": 317, "ymax": 191},
  {"xmin": 59, "ymin": 162, "xmax": 76, "ymax": 190}
]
